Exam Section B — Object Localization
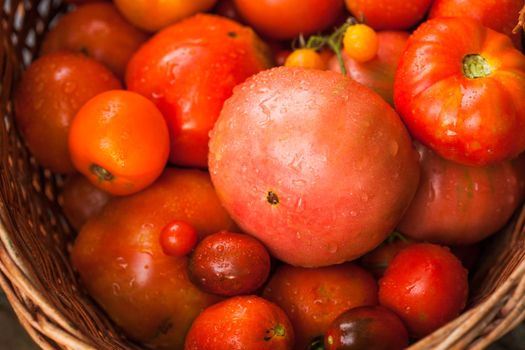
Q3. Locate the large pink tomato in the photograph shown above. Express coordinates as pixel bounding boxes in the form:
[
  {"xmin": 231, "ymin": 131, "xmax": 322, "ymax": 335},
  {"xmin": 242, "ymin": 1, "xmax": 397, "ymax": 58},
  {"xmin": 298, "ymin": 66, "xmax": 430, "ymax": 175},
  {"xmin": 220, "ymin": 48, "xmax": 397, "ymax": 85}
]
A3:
[
  {"xmin": 397, "ymin": 142, "xmax": 525, "ymax": 245},
  {"xmin": 209, "ymin": 67, "xmax": 420, "ymax": 267}
]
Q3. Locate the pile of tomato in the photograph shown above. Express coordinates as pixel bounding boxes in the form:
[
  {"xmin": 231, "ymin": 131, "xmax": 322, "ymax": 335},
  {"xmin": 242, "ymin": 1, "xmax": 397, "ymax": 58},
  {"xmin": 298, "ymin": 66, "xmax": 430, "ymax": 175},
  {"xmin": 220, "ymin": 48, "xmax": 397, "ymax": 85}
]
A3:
[{"xmin": 13, "ymin": 0, "xmax": 525, "ymax": 349}]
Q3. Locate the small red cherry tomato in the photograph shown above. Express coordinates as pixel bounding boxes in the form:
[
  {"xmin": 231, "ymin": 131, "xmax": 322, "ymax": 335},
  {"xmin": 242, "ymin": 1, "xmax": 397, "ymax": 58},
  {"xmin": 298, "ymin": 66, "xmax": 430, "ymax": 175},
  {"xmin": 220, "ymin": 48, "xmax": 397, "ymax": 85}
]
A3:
[{"xmin": 159, "ymin": 220, "xmax": 198, "ymax": 257}]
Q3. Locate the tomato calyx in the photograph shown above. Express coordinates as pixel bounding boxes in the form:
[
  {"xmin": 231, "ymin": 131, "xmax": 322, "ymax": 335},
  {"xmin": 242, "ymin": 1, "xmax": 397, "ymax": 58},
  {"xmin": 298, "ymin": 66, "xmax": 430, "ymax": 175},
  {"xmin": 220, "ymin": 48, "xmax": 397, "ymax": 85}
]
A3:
[
  {"xmin": 462, "ymin": 54, "xmax": 492, "ymax": 79},
  {"xmin": 90, "ymin": 164, "xmax": 115, "ymax": 182},
  {"xmin": 263, "ymin": 323, "xmax": 286, "ymax": 341},
  {"xmin": 309, "ymin": 336, "xmax": 325, "ymax": 350}
]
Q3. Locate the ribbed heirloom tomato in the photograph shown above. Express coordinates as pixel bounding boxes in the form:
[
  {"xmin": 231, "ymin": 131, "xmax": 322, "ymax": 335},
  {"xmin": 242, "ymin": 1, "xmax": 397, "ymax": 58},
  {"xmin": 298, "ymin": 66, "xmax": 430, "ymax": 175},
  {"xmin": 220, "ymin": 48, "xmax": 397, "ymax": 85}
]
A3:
[
  {"xmin": 126, "ymin": 14, "xmax": 273, "ymax": 168},
  {"xmin": 68, "ymin": 90, "xmax": 170, "ymax": 196},
  {"xmin": 394, "ymin": 17, "xmax": 525, "ymax": 166}
]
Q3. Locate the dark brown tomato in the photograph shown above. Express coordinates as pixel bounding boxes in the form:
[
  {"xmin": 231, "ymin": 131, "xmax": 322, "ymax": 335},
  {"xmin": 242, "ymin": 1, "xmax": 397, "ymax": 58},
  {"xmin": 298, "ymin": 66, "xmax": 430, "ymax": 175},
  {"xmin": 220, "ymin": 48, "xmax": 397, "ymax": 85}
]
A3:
[
  {"xmin": 188, "ymin": 231, "xmax": 271, "ymax": 296},
  {"xmin": 71, "ymin": 169, "xmax": 237, "ymax": 349},
  {"xmin": 60, "ymin": 173, "xmax": 111, "ymax": 231},
  {"xmin": 126, "ymin": 14, "xmax": 273, "ymax": 168},
  {"xmin": 184, "ymin": 295, "xmax": 294, "ymax": 350},
  {"xmin": 14, "ymin": 52, "xmax": 121, "ymax": 173},
  {"xmin": 41, "ymin": 2, "xmax": 148, "ymax": 80},
  {"xmin": 324, "ymin": 305, "xmax": 409, "ymax": 350},
  {"xmin": 263, "ymin": 263, "xmax": 378, "ymax": 350},
  {"xmin": 397, "ymin": 142, "xmax": 525, "ymax": 245},
  {"xmin": 378, "ymin": 243, "xmax": 468, "ymax": 338},
  {"xmin": 329, "ymin": 31, "xmax": 409, "ymax": 105}
]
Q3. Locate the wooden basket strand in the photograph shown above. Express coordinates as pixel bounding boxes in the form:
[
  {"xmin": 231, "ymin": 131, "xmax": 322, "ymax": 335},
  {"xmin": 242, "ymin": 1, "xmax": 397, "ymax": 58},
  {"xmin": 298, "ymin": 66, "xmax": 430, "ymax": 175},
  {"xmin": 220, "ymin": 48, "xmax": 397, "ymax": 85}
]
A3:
[{"xmin": 0, "ymin": 0, "xmax": 525, "ymax": 349}]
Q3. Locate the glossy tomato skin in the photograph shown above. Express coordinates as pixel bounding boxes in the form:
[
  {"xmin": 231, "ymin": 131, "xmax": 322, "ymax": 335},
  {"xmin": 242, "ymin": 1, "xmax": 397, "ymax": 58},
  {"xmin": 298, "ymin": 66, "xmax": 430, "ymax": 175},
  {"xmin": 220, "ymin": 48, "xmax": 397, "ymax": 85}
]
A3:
[
  {"xmin": 68, "ymin": 90, "xmax": 170, "ymax": 196},
  {"xmin": 184, "ymin": 295, "xmax": 294, "ymax": 350},
  {"xmin": 209, "ymin": 67, "xmax": 420, "ymax": 267},
  {"xmin": 188, "ymin": 231, "xmax": 271, "ymax": 296},
  {"xmin": 234, "ymin": 0, "xmax": 344, "ymax": 40},
  {"xmin": 126, "ymin": 14, "xmax": 273, "ymax": 168},
  {"xmin": 429, "ymin": 0, "xmax": 523, "ymax": 49},
  {"xmin": 41, "ymin": 2, "xmax": 148, "ymax": 79},
  {"xmin": 378, "ymin": 243, "xmax": 468, "ymax": 338},
  {"xmin": 159, "ymin": 220, "xmax": 198, "ymax": 257},
  {"xmin": 324, "ymin": 306, "xmax": 409, "ymax": 350},
  {"xmin": 114, "ymin": 0, "xmax": 218, "ymax": 32},
  {"xmin": 329, "ymin": 31, "xmax": 409, "ymax": 105},
  {"xmin": 345, "ymin": 0, "xmax": 432, "ymax": 30},
  {"xmin": 60, "ymin": 173, "xmax": 112, "ymax": 231},
  {"xmin": 397, "ymin": 143, "xmax": 525, "ymax": 245},
  {"xmin": 394, "ymin": 18, "xmax": 525, "ymax": 166},
  {"xmin": 14, "ymin": 52, "xmax": 121, "ymax": 173},
  {"xmin": 71, "ymin": 169, "xmax": 237, "ymax": 350},
  {"xmin": 263, "ymin": 263, "xmax": 378, "ymax": 349}
]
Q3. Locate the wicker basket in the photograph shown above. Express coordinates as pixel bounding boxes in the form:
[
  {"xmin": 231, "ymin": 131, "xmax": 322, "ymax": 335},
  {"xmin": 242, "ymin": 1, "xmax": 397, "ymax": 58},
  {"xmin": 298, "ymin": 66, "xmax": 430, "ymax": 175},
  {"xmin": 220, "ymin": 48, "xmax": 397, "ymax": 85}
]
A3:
[{"xmin": 1, "ymin": 0, "xmax": 525, "ymax": 349}]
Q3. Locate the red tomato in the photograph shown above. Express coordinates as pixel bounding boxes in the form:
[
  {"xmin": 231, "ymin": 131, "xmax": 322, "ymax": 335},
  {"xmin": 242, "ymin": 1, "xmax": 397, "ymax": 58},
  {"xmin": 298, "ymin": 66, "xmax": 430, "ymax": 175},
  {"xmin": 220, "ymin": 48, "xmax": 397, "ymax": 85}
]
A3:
[
  {"xmin": 188, "ymin": 231, "xmax": 271, "ymax": 296},
  {"xmin": 429, "ymin": 0, "xmax": 523, "ymax": 49},
  {"xmin": 324, "ymin": 306, "xmax": 409, "ymax": 350},
  {"xmin": 263, "ymin": 263, "xmax": 378, "ymax": 349},
  {"xmin": 14, "ymin": 52, "xmax": 121, "ymax": 173},
  {"xmin": 71, "ymin": 169, "xmax": 237, "ymax": 349},
  {"xmin": 344, "ymin": 0, "xmax": 433, "ymax": 30},
  {"xmin": 379, "ymin": 243, "xmax": 468, "ymax": 338},
  {"xmin": 184, "ymin": 295, "xmax": 294, "ymax": 350},
  {"xmin": 209, "ymin": 67, "xmax": 420, "ymax": 267},
  {"xmin": 397, "ymin": 142, "xmax": 525, "ymax": 245},
  {"xmin": 394, "ymin": 17, "xmax": 525, "ymax": 166},
  {"xmin": 41, "ymin": 2, "xmax": 148, "ymax": 79},
  {"xmin": 159, "ymin": 221, "xmax": 198, "ymax": 257},
  {"xmin": 329, "ymin": 31, "xmax": 409, "ymax": 105},
  {"xmin": 234, "ymin": 0, "xmax": 344, "ymax": 40},
  {"xmin": 126, "ymin": 14, "xmax": 273, "ymax": 168}
]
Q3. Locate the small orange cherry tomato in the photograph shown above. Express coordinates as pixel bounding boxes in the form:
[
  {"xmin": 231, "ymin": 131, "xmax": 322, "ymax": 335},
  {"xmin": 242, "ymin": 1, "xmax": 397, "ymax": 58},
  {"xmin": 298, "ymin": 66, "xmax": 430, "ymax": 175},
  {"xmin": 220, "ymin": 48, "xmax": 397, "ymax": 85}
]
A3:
[
  {"xmin": 41, "ymin": 3, "xmax": 148, "ymax": 80},
  {"xmin": 343, "ymin": 24, "xmax": 379, "ymax": 62},
  {"xmin": 284, "ymin": 48, "xmax": 327, "ymax": 69},
  {"xmin": 68, "ymin": 90, "xmax": 170, "ymax": 196},
  {"xmin": 114, "ymin": 0, "xmax": 218, "ymax": 32},
  {"xmin": 159, "ymin": 220, "xmax": 198, "ymax": 257}
]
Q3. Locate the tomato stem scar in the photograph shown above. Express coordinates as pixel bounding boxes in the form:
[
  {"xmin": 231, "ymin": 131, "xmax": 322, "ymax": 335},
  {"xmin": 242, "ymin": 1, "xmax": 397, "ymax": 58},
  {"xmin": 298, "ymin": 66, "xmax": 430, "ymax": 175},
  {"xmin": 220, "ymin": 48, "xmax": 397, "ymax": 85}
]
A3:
[
  {"xmin": 90, "ymin": 164, "xmax": 114, "ymax": 182},
  {"xmin": 266, "ymin": 191, "xmax": 279, "ymax": 205},
  {"xmin": 462, "ymin": 54, "xmax": 492, "ymax": 79},
  {"xmin": 264, "ymin": 324, "xmax": 286, "ymax": 341}
]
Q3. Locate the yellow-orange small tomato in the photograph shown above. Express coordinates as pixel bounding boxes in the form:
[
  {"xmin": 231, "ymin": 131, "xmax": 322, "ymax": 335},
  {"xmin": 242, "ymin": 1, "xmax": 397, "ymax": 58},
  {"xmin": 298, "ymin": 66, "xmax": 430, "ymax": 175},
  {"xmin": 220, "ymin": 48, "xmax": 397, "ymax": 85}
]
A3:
[
  {"xmin": 343, "ymin": 24, "xmax": 379, "ymax": 62},
  {"xmin": 68, "ymin": 90, "xmax": 170, "ymax": 196},
  {"xmin": 284, "ymin": 48, "xmax": 327, "ymax": 69}
]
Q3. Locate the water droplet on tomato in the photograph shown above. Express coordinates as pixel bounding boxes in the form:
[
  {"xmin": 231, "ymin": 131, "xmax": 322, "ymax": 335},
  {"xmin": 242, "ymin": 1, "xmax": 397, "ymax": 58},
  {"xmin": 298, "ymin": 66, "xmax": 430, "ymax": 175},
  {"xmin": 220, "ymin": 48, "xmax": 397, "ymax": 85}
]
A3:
[{"xmin": 390, "ymin": 141, "xmax": 399, "ymax": 156}]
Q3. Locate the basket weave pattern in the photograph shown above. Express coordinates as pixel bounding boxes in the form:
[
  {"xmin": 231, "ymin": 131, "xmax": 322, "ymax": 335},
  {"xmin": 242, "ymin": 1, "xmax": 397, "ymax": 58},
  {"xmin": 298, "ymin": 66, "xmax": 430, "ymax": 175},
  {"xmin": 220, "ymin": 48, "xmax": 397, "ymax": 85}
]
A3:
[{"xmin": 0, "ymin": 1, "xmax": 525, "ymax": 349}]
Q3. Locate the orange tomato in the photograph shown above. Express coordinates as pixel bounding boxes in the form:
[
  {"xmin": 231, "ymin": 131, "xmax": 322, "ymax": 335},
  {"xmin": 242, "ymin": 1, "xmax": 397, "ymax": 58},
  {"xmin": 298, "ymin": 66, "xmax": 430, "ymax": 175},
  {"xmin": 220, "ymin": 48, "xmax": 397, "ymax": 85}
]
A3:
[
  {"xmin": 68, "ymin": 90, "xmax": 170, "ymax": 196},
  {"xmin": 343, "ymin": 24, "xmax": 379, "ymax": 63},
  {"xmin": 113, "ymin": 0, "xmax": 218, "ymax": 32},
  {"xmin": 14, "ymin": 52, "xmax": 121, "ymax": 173},
  {"xmin": 284, "ymin": 48, "xmax": 327, "ymax": 69},
  {"xmin": 41, "ymin": 2, "xmax": 148, "ymax": 80}
]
